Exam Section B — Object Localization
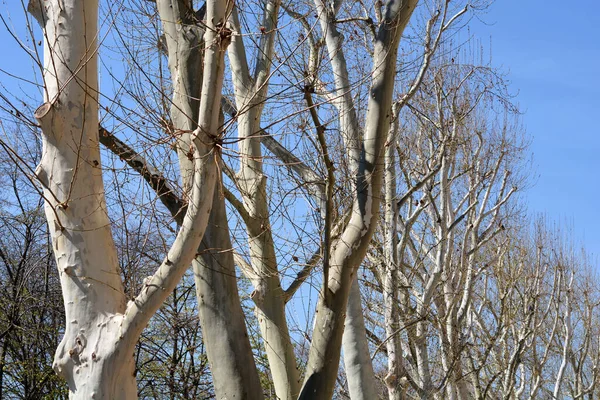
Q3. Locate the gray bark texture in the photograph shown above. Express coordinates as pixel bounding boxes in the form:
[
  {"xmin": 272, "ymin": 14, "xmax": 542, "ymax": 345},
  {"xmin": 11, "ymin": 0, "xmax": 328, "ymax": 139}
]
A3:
[
  {"xmin": 156, "ymin": 1, "xmax": 263, "ymax": 398},
  {"xmin": 194, "ymin": 186, "xmax": 265, "ymax": 399},
  {"xmin": 299, "ymin": 1, "xmax": 419, "ymax": 398},
  {"xmin": 342, "ymin": 275, "xmax": 378, "ymax": 400}
]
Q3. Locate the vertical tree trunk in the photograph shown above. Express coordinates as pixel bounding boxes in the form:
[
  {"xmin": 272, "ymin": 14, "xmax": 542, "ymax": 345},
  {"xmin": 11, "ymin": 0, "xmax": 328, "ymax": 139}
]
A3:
[
  {"xmin": 156, "ymin": 0, "xmax": 203, "ymax": 196},
  {"xmin": 193, "ymin": 185, "xmax": 265, "ymax": 399},
  {"xmin": 300, "ymin": 2, "xmax": 419, "ymax": 398},
  {"xmin": 342, "ymin": 275, "xmax": 378, "ymax": 400},
  {"xmin": 228, "ymin": 4, "xmax": 301, "ymax": 398},
  {"xmin": 553, "ymin": 272, "xmax": 574, "ymax": 398},
  {"xmin": 156, "ymin": 2, "xmax": 263, "ymax": 397},
  {"xmin": 33, "ymin": 0, "xmax": 135, "ymax": 396},
  {"xmin": 236, "ymin": 102, "xmax": 300, "ymax": 400},
  {"xmin": 383, "ymin": 108, "xmax": 405, "ymax": 400}
]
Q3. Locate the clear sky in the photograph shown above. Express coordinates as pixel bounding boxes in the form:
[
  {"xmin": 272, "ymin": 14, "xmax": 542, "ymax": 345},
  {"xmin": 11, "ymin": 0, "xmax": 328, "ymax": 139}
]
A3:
[
  {"xmin": 1, "ymin": 0, "xmax": 599, "ymax": 258},
  {"xmin": 468, "ymin": 1, "xmax": 600, "ymax": 259}
]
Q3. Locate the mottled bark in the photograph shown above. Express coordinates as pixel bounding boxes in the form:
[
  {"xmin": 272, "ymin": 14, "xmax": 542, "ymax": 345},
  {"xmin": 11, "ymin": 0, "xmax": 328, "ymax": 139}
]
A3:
[{"xmin": 30, "ymin": 0, "xmax": 228, "ymax": 397}]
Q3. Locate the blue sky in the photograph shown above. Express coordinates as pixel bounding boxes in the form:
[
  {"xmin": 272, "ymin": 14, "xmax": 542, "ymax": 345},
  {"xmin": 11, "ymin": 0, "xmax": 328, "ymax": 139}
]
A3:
[
  {"xmin": 1, "ymin": 0, "xmax": 599, "ymax": 259},
  {"xmin": 470, "ymin": 1, "xmax": 600, "ymax": 259}
]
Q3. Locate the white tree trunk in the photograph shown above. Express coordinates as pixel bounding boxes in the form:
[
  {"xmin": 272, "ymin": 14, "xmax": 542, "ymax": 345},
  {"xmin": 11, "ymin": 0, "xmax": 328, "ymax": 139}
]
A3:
[
  {"xmin": 553, "ymin": 272, "xmax": 574, "ymax": 399},
  {"xmin": 156, "ymin": 2, "xmax": 263, "ymax": 397},
  {"xmin": 300, "ymin": 1, "xmax": 419, "ymax": 398},
  {"xmin": 31, "ymin": 0, "xmax": 229, "ymax": 397},
  {"xmin": 228, "ymin": 4, "xmax": 301, "ymax": 399},
  {"xmin": 156, "ymin": 0, "xmax": 203, "ymax": 194},
  {"xmin": 383, "ymin": 108, "xmax": 405, "ymax": 400},
  {"xmin": 342, "ymin": 275, "xmax": 378, "ymax": 400},
  {"xmin": 33, "ymin": 1, "xmax": 134, "ymax": 395}
]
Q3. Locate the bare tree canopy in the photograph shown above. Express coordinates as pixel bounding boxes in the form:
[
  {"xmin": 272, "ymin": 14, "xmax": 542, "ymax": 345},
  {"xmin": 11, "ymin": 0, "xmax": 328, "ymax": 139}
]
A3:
[{"xmin": 0, "ymin": 1, "xmax": 598, "ymax": 399}]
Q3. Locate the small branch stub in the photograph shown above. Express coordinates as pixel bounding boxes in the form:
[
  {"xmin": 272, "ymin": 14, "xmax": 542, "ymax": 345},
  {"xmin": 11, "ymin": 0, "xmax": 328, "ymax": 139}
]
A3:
[
  {"xmin": 34, "ymin": 102, "xmax": 52, "ymax": 121},
  {"xmin": 27, "ymin": 0, "xmax": 46, "ymax": 27}
]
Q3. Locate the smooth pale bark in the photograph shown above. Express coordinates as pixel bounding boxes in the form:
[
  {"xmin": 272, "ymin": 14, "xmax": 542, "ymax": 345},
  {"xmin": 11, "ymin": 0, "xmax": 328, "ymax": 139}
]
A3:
[
  {"xmin": 300, "ymin": 1, "xmax": 419, "ymax": 398},
  {"xmin": 31, "ymin": 0, "xmax": 228, "ymax": 397},
  {"xmin": 228, "ymin": 4, "xmax": 301, "ymax": 399},
  {"xmin": 312, "ymin": 1, "xmax": 379, "ymax": 395},
  {"xmin": 156, "ymin": 2, "xmax": 263, "ymax": 398},
  {"xmin": 342, "ymin": 275, "xmax": 378, "ymax": 400},
  {"xmin": 312, "ymin": 0, "xmax": 361, "ymax": 172},
  {"xmin": 193, "ymin": 185, "xmax": 265, "ymax": 399},
  {"xmin": 33, "ymin": 0, "xmax": 133, "ymax": 395},
  {"xmin": 156, "ymin": 0, "xmax": 203, "ymax": 195},
  {"xmin": 383, "ymin": 107, "xmax": 405, "ymax": 400},
  {"xmin": 553, "ymin": 272, "xmax": 574, "ymax": 399},
  {"xmin": 234, "ymin": 106, "xmax": 301, "ymax": 399}
]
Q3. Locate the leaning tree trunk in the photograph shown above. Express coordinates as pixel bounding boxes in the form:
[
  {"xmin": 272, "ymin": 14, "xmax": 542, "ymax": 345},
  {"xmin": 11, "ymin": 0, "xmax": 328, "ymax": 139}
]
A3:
[
  {"xmin": 299, "ymin": 1, "xmax": 419, "ymax": 398},
  {"xmin": 156, "ymin": 2, "xmax": 264, "ymax": 398},
  {"xmin": 228, "ymin": 4, "xmax": 301, "ymax": 399},
  {"xmin": 29, "ymin": 0, "xmax": 229, "ymax": 397},
  {"xmin": 342, "ymin": 275, "xmax": 378, "ymax": 400}
]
